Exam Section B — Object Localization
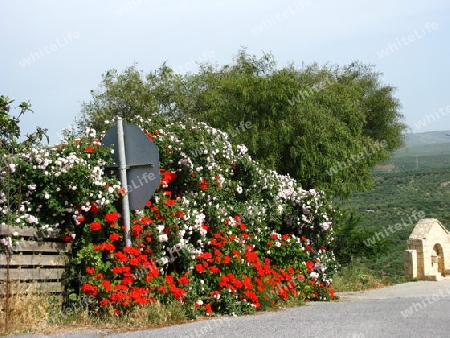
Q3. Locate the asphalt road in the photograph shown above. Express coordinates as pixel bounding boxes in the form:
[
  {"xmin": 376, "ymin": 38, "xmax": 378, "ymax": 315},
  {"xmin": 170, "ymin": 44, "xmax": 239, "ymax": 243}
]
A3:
[{"xmin": 13, "ymin": 279, "xmax": 450, "ymax": 338}]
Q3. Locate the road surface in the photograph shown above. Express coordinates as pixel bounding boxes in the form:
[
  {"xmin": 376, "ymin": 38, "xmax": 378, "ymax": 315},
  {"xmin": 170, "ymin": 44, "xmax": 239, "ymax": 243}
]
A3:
[{"xmin": 13, "ymin": 279, "xmax": 450, "ymax": 338}]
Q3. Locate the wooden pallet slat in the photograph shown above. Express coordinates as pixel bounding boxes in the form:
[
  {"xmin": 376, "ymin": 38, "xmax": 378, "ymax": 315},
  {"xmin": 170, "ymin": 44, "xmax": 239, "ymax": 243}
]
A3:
[
  {"xmin": 0, "ymin": 254, "xmax": 68, "ymax": 266},
  {"xmin": 10, "ymin": 239, "xmax": 72, "ymax": 253},
  {"xmin": 0, "ymin": 225, "xmax": 61, "ymax": 239},
  {"xmin": 0, "ymin": 281, "xmax": 64, "ymax": 294},
  {"xmin": 0, "ymin": 268, "xmax": 66, "ymax": 281}
]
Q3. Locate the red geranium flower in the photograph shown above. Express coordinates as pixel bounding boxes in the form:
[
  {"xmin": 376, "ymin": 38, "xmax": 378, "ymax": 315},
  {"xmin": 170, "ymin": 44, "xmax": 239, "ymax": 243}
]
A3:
[
  {"xmin": 105, "ymin": 212, "xmax": 119, "ymax": 223},
  {"xmin": 90, "ymin": 203, "xmax": 100, "ymax": 214},
  {"xmin": 305, "ymin": 261, "xmax": 315, "ymax": 272},
  {"xmin": 112, "ymin": 267, "xmax": 123, "ymax": 274},
  {"xmin": 208, "ymin": 266, "xmax": 220, "ymax": 273},
  {"xmin": 101, "ymin": 280, "xmax": 112, "ymax": 292},
  {"xmin": 222, "ymin": 255, "xmax": 231, "ymax": 264},
  {"xmin": 85, "ymin": 267, "xmax": 95, "ymax": 274},
  {"xmin": 199, "ymin": 179, "xmax": 208, "ymax": 190},
  {"xmin": 178, "ymin": 276, "xmax": 189, "ymax": 285},
  {"xmin": 195, "ymin": 263, "xmax": 204, "ymax": 273},
  {"xmin": 63, "ymin": 235, "xmax": 73, "ymax": 242},
  {"xmin": 329, "ymin": 288, "xmax": 335, "ymax": 298},
  {"xmin": 123, "ymin": 247, "xmax": 141, "ymax": 256},
  {"xmin": 166, "ymin": 199, "xmax": 177, "ymax": 206},
  {"xmin": 204, "ymin": 303, "xmax": 213, "ymax": 314},
  {"xmin": 81, "ymin": 283, "xmax": 98, "ymax": 297},
  {"xmin": 89, "ymin": 221, "xmax": 101, "ymax": 231},
  {"xmin": 109, "ymin": 233, "xmax": 120, "ymax": 241}
]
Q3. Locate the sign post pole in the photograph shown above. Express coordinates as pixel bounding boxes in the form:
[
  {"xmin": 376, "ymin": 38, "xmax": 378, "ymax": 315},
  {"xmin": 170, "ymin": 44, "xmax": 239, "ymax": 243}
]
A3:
[
  {"xmin": 117, "ymin": 117, "xmax": 132, "ymax": 247},
  {"xmin": 103, "ymin": 118, "xmax": 160, "ymax": 247}
]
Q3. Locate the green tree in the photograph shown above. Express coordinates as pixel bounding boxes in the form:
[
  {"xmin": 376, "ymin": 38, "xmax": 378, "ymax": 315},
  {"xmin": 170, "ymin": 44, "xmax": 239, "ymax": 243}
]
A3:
[
  {"xmin": 79, "ymin": 49, "xmax": 407, "ymax": 197},
  {"xmin": 0, "ymin": 95, "xmax": 48, "ymax": 153}
]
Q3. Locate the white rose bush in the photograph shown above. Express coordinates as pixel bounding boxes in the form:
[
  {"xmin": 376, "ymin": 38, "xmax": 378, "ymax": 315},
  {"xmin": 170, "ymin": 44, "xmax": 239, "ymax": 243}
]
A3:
[{"xmin": 1, "ymin": 108, "xmax": 339, "ymax": 318}]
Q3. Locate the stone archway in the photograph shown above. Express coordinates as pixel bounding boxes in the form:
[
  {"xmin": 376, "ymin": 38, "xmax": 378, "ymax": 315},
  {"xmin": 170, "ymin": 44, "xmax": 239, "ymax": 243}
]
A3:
[
  {"xmin": 404, "ymin": 218, "xmax": 450, "ymax": 281},
  {"xmin": 432, "ymin": 243, "xmax": 445, "ymax": 277}
]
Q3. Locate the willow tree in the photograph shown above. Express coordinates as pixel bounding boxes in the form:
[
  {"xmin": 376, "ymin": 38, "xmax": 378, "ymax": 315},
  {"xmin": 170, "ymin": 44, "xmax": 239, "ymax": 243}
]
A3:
[{"xmin": 79, "ymin": 49, "xmax": 406, "ymax": 197}]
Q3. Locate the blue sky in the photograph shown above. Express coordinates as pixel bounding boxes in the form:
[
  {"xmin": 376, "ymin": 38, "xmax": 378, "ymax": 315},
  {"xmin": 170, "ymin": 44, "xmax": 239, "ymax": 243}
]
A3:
[{"xmin": 2, "ymin": 0, "xmax": 449, "ymax": 143}]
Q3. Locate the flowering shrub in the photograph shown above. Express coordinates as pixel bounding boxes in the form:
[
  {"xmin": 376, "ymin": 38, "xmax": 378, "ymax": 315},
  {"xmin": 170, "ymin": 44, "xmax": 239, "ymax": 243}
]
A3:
[{"xmin": 0, "ymin": 113, "xmax": 338, "ymax": 317}]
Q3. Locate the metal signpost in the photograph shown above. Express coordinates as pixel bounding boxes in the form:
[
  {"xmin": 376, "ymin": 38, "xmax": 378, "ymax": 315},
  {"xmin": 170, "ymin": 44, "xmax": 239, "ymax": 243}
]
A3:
[{"xmin": 102, "ymin": 117, "xmax": 160, "ymax": 247}]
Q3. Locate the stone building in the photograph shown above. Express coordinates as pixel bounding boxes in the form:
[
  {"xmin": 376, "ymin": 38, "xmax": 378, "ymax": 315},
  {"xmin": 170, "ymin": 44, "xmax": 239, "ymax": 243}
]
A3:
[{"xmin": 404, "ymin": 218, "xmax": 450, "ymax": 281}]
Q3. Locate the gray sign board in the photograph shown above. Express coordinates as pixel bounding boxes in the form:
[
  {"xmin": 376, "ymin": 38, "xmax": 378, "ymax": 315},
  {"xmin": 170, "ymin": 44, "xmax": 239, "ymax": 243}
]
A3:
[{"xmin": 102, "ymin": 124, "xmax": 160, "ymax": 210}]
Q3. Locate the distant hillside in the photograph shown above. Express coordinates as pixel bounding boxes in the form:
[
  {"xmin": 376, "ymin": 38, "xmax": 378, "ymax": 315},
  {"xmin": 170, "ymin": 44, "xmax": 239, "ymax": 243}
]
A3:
[
  {"xmin": 376, "ymin": 131, "xmax": 450, "ymax": 172},
  {"xmin": 403, "ymin": 130, "xmax": 450, "ymax": 147}
]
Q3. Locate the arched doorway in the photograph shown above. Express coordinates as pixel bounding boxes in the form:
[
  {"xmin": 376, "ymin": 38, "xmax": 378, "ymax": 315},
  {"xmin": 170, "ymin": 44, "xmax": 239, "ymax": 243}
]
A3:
[{"xmin": 432, "ymin": 243, "xmax": 445, "ymax": 276}]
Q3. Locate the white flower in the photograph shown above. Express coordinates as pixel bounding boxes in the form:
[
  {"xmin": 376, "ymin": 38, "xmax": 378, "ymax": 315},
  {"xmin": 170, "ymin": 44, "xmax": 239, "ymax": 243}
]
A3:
[
  {"xmin": 159, "ymin": 234, "xmax": 168, "ymax": 242},
  {"xmin": 320, "ymin": 222, "xmax": 331, "ymax": 231},
  {"xmin": 237, "ymin": 144, "xmax": 248, "ymax": 154},
  {"xmin": 277, "ymin": 205, "xmax": 283, "ymax": 214},
  {"xmin": 28, "ymin": 184, "xmax": 36, "ymax": 190},
  {"xmin": 310, "ymin": 272, "xmax": 319, "ymax": 279},
  {"xmin": 8, "ymin": 164, "xmax": 16, "ymax": 173},
  {"xmin": 236, "ymin": 186, "xmax": 243, "ymax": 194},
  {"xmin": 158, "ymin": 257, "xmax": 169, "ymax": 265},
  {"xmin": 44, "ymin": 193, "xmax": 50, "ymax": 199}
]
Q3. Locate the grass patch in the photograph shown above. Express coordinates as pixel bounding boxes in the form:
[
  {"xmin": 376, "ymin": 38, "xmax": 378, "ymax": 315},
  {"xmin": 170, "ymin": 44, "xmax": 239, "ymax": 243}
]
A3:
[
  {"xmin": 0, "ymin": 284, "xmax": 197, "ymax": 336},
  {"xmin": 44, "ymin": 301, "xmax": 189, "ymax": 335},
  {"xmin": 0, "ymin": 282, "xmax": 61, "ymax": 335},
  {"xmin": 333, "ymin": 262, "xmax": 398, "ymax": 292}
]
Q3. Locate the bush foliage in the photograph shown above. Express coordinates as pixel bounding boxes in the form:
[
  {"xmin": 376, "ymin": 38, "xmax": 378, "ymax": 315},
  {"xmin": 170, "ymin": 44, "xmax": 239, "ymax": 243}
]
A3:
[{"xmin": 1, "ymin": 109, "xmax": 338, "ymax": 317}]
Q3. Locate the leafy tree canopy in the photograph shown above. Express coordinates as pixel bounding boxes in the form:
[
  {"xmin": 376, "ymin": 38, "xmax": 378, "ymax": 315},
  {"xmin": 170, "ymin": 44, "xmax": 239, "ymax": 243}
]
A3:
[{"xmin": 79, "ymin": 49, "xmax": 407, "ymax": 197}]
